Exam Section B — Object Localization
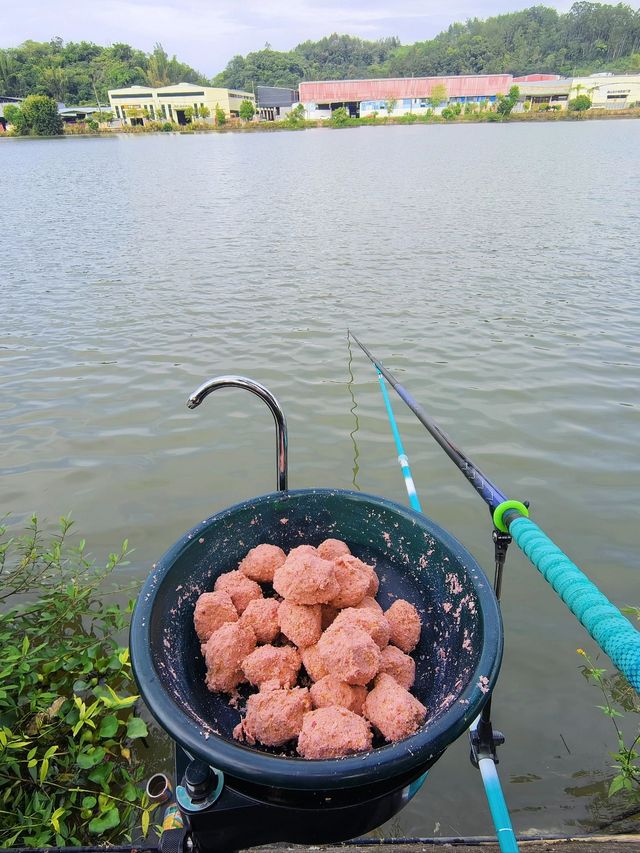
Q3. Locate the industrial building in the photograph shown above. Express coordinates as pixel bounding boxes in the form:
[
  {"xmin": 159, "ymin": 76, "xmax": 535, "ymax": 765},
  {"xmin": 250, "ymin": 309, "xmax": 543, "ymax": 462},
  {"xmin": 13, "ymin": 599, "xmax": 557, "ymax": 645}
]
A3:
[
  {"xmin": 517, "ymin": 74, "xmax": 640, "ymax": 109},
  {"xmin": 299, "ymin": 74, "xmax": 518, "ymax": 118},
  {"xmin": 107, "ymin": 82, "xmax": 255, "ymax": 125},
  {"xmin": 256, "ymin": 86, "xmax": 298, "ymax": 121},
  {"xmin": 297, "ymin": 73, "xmax": 640, "ymax": 118}
]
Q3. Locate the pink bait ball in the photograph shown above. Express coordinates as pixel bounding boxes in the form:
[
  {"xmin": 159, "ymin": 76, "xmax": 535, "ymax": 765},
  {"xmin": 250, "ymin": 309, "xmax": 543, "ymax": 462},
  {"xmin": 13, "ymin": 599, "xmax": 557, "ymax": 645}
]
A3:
[
  {"xmin": 364, "ymin": 673, "xmax": 426, "ymax": 742},
  {"xmin": 214, "ymin": 570, "xmax": 263, "ymax": 615},
  {"xmin": 331, "ymin": 555, "xmax": 375, "ymax": 609},
  {"xmin": 193, "ymin": 590, "xmax": 238, "ymax": 642},
  {"xmin": 273, "ymin": 552, "xmax": 339, "ymax": 605},
  {"xmin": 235, "ymin": 687, "xmax": 311, "ymax": 747},
  {"xmin": 301, "ymin": 643, "xmax": 329, "ymax": 682},
  {"xmin": 238, "ymin": 543, "xmax": 286, "ymax": 583},
  {"xmin": 379, "ymin": 645, "xmax": 416, "ymax": 690},
  {"xmin": 241, "ymin": 644, "xmax": 301, "ymax": 689},
  {"xmin": 204, "ymin": 621, "xmax": 256, "ymax": 694},
  {"xmin": 385, "ymin": 599, "xmax": 422, "ymax": 653},
  {"xmin": 330, "ymin": 606, "xmax": 390, "ymax": 650},
  {"xmin": 316, "ymin": 538, "xmax": 351, "ymax": 561},
  {"xmin": 310, "ymin": 675, "xmax": 367, "ymax": 715},
  {"xmin": 297, "ymin": 707, "xmax": 373, "ymax": 759},
  {"xmin": 239, "ymin": 597, "xmax": 280, "ymax": 644},
  {"xmin": 278, "ymin": 600, "xmax": 322, "ymax": 648},
  {"xmin": 317, "ymin": 625, "xmax": 381, "ymax": 686}
]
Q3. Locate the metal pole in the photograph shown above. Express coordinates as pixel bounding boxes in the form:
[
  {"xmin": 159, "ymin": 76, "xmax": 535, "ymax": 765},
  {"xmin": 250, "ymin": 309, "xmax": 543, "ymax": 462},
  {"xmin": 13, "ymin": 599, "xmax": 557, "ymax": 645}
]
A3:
[{"xmin": 187, "ymin": 375, "xmax": 288, "ymax": 492}]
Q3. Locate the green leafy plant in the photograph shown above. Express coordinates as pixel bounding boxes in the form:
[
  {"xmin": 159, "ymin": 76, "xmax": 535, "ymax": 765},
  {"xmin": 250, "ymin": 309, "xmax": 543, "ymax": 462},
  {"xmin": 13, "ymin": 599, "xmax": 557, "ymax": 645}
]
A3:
[
  {"xmin": 239, "ymin": 99, "xmax": 255, "ymax": 121},
  {"xmin": 214, "ymin": 102, "xmax": 226, "ymax": 125},
  {"xmin": 3, "ymin": 95, "xmax": 63, "ymax": 136},
  {"xmin": 330, "ymin": 106, "xmax": 350, "ymax": 127},
  {"xmin": 3, "ymin": 103, "xmax": 26, "ymax": 133},
  {"xmin": 568, "ymin": 94, "xmax": 592, "ymax": 112},
  {"xmin": 578, "ymin": 621, "xmax": 640, "ymax": 802},
  {"xmin": 92, "ymin": 111, "xmax": 113, "ymax": 124},
  {"xmin": 496, "ymin": 85, "xmax": 520, "ymax": 117},
  {"xmin": 0, "ymin": 516, "xmax": 157, "ymax": 847},
  {"xmin": 284, "ymin": 103, "xmax": 305, "ymax": 128},
  {"xmin": 441, "ymin": 103, "xmax": 461, "ymax": 120}
]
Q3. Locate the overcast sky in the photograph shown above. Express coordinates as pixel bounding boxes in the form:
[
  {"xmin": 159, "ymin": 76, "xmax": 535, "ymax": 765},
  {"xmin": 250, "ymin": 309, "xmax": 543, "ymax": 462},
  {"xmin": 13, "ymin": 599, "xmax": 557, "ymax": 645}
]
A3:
[{"xmin": 1, "ymin": 1, "xmax": 578, "ymax": 77}]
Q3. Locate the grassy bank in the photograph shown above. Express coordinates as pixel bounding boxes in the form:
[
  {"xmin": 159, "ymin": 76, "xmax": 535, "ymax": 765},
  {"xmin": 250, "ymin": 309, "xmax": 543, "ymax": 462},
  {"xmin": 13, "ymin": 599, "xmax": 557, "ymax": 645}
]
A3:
[
  {"xmin": 1, "ymin": 107, "xmax": 638, "ymax": 141},
  {"xmin": 86, "ymin": 107, "xmax": 640, "ymax": 135}
]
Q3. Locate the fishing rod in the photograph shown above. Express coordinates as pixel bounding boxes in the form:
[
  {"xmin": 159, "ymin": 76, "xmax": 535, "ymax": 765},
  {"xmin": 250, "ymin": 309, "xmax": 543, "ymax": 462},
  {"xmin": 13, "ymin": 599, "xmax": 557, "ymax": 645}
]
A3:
[
  {"xmin": 350, "ymin": 332, "xmax": 640, "ymax": 695},
  {"xmin": 375, "ymin": 364, "xmax": 422, "ymax": 513},
  {"xmin": 349, "ymin": 333, "xmax": 512, "ymax": 517},
  {"xmin": 356, "ymin": 336, "xmax": 518, "ymax": 853}
]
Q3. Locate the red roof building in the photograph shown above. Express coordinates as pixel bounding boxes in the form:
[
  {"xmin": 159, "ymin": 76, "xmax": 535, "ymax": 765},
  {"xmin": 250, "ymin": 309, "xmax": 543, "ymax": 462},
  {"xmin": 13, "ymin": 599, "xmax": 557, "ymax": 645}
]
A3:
[
  {"xmin": 299, "ymin": 75, "xmax": 515, "ymax": 103},
  {"xmin": 513, "ymin": 74, "xmax": 561, "ymax": 82}
]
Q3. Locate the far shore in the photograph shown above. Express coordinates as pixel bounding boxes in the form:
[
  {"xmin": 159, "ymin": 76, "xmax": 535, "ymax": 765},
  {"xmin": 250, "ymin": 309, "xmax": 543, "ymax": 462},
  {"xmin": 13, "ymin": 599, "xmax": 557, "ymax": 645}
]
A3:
[{"xmin": 2, "ymin": 106, "xmax": 639, "ymax": 141}]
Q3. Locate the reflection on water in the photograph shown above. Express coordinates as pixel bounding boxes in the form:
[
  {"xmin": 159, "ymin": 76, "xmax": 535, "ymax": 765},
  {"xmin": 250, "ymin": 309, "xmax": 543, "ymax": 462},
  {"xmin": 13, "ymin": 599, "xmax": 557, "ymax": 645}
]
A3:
[
  {"xmin": 564, "ymin": 772, "xmax": 626, "ymax": 832},
  {"xmin": 346, "ymin": 333, "xmax": 361, "ymax": 491},
  {"xmin": 1, "ymin": 121, "xmax": 639, "ymax": 837}
]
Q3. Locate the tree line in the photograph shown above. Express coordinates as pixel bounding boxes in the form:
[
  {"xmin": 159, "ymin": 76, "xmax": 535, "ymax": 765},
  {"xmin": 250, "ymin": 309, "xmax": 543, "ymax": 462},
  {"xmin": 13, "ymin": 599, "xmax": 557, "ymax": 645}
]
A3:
[
  {"xmin": 0, "ymin": 41, "xmax": 208, "ymax": 104},
  {"xmin": 1, "ymin": 4, "xmax": 639, "ymax": 105},
  {"xmin": 215, "ymin": 4, "xmax": 640, "ymax": 89}
]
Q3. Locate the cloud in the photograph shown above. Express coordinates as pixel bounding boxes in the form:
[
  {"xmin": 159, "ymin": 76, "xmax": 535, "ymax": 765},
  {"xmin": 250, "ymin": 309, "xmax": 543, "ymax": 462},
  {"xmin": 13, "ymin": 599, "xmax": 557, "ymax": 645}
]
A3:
[{"xmin": 1, "ymin": 0, "xmax": 579, "ymax": 76}]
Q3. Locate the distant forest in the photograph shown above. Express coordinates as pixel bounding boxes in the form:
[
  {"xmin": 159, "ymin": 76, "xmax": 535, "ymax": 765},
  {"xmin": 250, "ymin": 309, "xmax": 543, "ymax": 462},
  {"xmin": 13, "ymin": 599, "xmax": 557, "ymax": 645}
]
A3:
[{"xmin": 1, "ymin": 3, "xmax": 639, "ymax": 104}]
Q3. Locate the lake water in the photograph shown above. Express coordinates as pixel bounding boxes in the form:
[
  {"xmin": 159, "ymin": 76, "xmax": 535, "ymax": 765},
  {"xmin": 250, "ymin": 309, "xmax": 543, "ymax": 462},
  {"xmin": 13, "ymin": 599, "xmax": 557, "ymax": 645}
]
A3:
[{"xmin": 2, "ymin": 120, "xmax": 639, "ymax": 838}]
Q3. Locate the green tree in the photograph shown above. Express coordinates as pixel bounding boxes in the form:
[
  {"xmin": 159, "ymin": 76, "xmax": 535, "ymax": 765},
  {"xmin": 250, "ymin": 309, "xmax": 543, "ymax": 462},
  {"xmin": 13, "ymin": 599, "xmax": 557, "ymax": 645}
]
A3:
[
  {"xmin": 92, "ymin": 110, "xmax": 113, "ymax": 123},
  {"xmin": 295, "ymin": 33, "xmax": 400, "ymax": 81},
  {"xmin": 284, "ymin": 103, "xmax": 305, "ymax": 127},
  {"xmin": 19, "ymin": 94, "xmax": 63, "ymax": 135},
  {"xmin": 568, "ymin": 93, "xmax": 592, "ymax": 111},
  {"xmin": 41, "ymin": 65, "xmax": 66, "ymax": 101},
  {"xmin": 146, "ymin": 42, "xmax": 170, "ymax": 86},
  {"xmin": 384, "ymin": 98, "xmax": 397, "ymax": 115},
  {"xmin": 239, "ymin": 99, "xmax": 255, "ymax": 121},
  {"xmin": 0, "ymin": 49, "xmax": 19, "ymax": 93},
  {"xmin": 496, "ymin": 84, "xmax": 520, "ymax": 116},
  {"xmin": 428, "ymin": 83, "xmax": 448, "ymax": 109},
  {"xmin": 3, "ymin": 102, "xmax": 26, "ymax": 132},
  {"xmin": 199, "ymin": 105, "xmax": 210, "ymax": 119},
  {"xmin": 214, "ymin": 102, "xmax": 226, "ymax": 125},
  {"xmin": 330, "ymin": 106, "xmax": 350, "ymax": 126}
]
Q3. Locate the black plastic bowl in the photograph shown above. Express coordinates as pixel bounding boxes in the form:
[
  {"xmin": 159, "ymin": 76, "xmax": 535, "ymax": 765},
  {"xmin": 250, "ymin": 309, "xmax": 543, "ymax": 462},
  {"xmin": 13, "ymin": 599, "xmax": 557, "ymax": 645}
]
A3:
[{"xmin": 131, "ymin": 489, "xmax": 502, "ymax": 794}]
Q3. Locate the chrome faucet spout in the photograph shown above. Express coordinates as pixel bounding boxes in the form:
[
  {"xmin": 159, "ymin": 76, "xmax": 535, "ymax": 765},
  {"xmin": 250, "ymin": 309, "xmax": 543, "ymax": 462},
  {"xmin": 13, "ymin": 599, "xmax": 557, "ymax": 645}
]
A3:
[{"xmin": 186, "ymin": 375, "xmax": 288, "ymax": 492}]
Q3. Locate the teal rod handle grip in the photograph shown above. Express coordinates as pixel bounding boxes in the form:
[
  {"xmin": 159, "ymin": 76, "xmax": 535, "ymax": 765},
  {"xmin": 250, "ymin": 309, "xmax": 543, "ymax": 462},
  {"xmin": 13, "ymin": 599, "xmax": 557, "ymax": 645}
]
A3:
[{"xmin": 508, "ymin": 516, "xmax": 640, "ymax": 692}]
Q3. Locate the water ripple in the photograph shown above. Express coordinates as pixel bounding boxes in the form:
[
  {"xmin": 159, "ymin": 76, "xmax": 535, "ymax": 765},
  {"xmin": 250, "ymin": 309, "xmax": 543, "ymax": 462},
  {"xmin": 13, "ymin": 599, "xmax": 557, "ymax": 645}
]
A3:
[{"xmin": 1, "ymin": 121, "xmax": 639, "ymax": 836}]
